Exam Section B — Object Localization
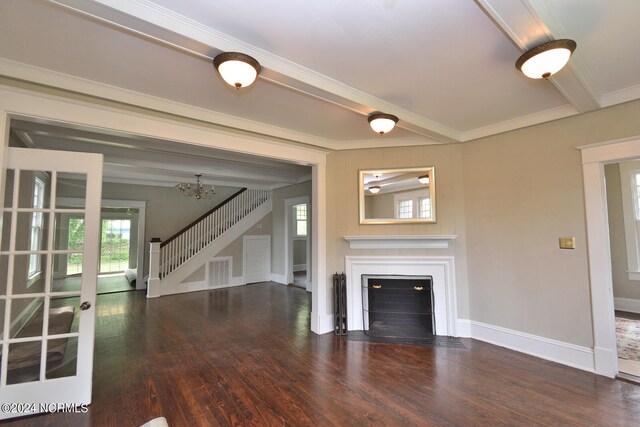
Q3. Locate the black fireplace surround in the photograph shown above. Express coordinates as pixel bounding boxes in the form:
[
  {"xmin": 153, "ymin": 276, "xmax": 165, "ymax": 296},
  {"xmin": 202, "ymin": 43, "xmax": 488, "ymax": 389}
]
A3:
[{"xmin": 362, "ymin": 275, "xmax": 435, "ymax": 339}]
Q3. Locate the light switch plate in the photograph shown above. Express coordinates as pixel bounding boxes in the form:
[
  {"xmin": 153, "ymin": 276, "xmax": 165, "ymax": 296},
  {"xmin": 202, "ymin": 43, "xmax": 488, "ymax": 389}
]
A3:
[{"xmin": 559, "ymin": 237, "xmax": 576, "ymax": 249}]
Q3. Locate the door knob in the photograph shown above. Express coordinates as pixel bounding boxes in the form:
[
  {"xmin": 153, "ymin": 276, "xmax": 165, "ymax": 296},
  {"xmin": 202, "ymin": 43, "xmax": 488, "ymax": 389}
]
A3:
[{"xmin": 80, "ymin": 301, "xmax": 92, "ymax": 311}]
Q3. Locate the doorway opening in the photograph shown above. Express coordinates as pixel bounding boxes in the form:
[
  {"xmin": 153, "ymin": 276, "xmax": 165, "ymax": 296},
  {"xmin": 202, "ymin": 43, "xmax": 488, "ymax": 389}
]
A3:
[
  {"xmin": 54, "ymin": 204, "xmax": 142, "ymax": 295},
  {"xmin": 604, "ymin": 161, "xmax": 640, "ymax": 380},
  {"xmin": 285, "ymin": 196, "xmax": 311, "ymax": 292}
]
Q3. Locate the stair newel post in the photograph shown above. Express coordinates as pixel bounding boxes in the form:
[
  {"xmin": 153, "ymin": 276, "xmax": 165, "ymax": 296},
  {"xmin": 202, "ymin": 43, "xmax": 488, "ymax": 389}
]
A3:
[{"xmin": 147, "ymin": 238, "xmax": 162, "ymax": 298}]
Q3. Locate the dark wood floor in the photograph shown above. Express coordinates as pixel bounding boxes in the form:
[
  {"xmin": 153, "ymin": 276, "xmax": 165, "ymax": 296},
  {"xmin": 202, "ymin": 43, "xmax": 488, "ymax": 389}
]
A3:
[
  {"xmin": 5, "ymin": 283, "xmax": 640, "ymax": 426},
  {"xmin": 616, "ymin": 310, "xmax": 640, "ymax": 321}
]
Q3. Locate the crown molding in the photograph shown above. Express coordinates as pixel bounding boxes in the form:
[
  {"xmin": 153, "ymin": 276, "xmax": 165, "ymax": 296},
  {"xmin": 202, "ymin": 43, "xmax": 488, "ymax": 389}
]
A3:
[{"xmin": 600, "ymin": 83, "xmax": 640, "ymax": 108}]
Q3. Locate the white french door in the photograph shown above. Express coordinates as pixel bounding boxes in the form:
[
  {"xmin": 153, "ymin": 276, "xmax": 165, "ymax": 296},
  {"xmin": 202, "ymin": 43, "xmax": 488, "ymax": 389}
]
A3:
[{"xmin": 0, "ymin": 147, "xmax": 102, "ymax": 419}]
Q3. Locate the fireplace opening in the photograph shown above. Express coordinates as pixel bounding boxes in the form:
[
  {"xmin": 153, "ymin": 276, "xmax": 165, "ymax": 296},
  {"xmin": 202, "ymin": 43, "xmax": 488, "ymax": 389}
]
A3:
[{"xmin": 362, "ymin": 275, "xmax": 434, "ymax": 339}]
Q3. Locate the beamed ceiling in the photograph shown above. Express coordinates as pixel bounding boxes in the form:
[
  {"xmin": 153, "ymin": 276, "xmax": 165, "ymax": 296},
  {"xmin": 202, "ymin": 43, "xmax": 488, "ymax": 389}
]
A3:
[{"xmin": 1, "ymin": 0, "xmax": 639, "ymax": 185}]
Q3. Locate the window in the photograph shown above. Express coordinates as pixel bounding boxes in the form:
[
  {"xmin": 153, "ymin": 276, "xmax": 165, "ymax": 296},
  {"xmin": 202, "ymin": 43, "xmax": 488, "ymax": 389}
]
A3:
[
  {"xmin": 393, "ymin": 189, "xmax": 433, "ymax": 220},
  {"xmin": 293, "ymin": 204, "xmax": 307, "ymax": 237},
  {"xmin": 418, "ymin": 197, "xmax": 432, "ymax": 219},
  {"xmin": 397, "ymin": 199, "xmax": 413, "ymax": 219},
  {"xmin": 28, "ymin": 177, "xmax": 45, "ymax": 278}
]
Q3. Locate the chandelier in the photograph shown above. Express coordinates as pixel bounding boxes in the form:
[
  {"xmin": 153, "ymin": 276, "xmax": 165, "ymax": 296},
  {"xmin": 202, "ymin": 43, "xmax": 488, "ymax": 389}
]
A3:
[{"xmin": 177, "ymin": 174, "xmax": 215, "ymax": 200}]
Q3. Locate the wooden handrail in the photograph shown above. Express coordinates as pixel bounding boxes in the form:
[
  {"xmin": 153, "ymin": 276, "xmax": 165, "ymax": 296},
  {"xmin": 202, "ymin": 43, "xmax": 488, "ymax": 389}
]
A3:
[{"xmin": 160, "ymin": 188, "xmax": 247, "ymax": 248}]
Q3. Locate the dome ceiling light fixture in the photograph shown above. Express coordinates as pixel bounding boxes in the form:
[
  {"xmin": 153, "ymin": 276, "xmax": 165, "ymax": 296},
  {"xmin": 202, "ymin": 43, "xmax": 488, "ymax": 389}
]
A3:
[
  {"xmin": 367, "ymin": 112, "xmax": 399, "ymax": 135},
  {"xmin": 418, "ymin": 175, "xmax": 430, "ymax": 185},
  {"xmin": 368, "ymin": 185, "xmax": 381, "ymax": 194},
  {"xmin": 515, "ymin": 39, "xmax": 577, "ymax": 80},
  {"xmin": 213, "ymin": 52, "xmax": 261, "ymax": 89}
]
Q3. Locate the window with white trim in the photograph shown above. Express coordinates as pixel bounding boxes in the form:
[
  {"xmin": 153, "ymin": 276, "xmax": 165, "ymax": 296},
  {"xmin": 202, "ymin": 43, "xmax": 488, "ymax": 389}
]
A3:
[
  {"xmin": 28, "ymin": 177, "xmax": 45, "ymax": 278},
  {"xmin": 293, "ymin": 204, "xmax": 307, "ymax": 237},
  {"xmin": 397, "ymin": 199, "xmax": 413, "ymax": 219},
  {"xmin": 418, "ymin": 197, "xmax": 432, "ymax": 219}
]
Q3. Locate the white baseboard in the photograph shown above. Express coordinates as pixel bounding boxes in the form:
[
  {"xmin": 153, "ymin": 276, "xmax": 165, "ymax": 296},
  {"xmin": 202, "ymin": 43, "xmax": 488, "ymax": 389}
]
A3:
[
  {"xmin": 270, "ymin": 272, "xmax": 288, "ymax": 285},
  {"xmin": 469, "ymin": 320, "xmax": 595, "ymax": 373},
  {"xmin": 456, "ymin": 319, "xmax": 472, "ymax": 337},
  {"xmin": 311, "ymin": 311, "xmax": 334, "ymax": 335},
  {"xmin": 614, "ymin": 297, "xmax": 640, "ymax": 314},
  {"xmin": 210, "ymin": 276, "xmax": 244, "ymax": 290},
  {"xmin": 293, "ymin": 264, "xmax": 307, "ymax": 272}
]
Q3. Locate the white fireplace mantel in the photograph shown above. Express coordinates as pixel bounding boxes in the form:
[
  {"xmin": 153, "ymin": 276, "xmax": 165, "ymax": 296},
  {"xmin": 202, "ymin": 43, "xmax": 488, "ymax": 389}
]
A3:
[
  {"xmin": 343, "ymin": 235, "xmax": 457, "ymax": 250},
  {"xmin": 345, "ymin": 255, "xmax": 458, "ymax": 336}
]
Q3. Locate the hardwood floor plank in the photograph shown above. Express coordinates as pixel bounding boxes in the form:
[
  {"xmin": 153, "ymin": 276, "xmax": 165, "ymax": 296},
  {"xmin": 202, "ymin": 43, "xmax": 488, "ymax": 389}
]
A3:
[{"xmin": 3, "ymin": 283, "xmax": 640, "ymax": 426}]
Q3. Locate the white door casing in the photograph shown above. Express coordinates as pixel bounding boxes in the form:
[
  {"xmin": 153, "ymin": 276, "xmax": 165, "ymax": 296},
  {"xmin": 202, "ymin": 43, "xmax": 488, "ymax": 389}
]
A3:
[
  {"xmin": 580, "ymin": 134, "xmax": 640, "ymax": 378},
  {"xmin": 243, "ymin": 235, "xmax": 270, "ymax": 284},
  {"xmin": 0, "ymin": 147, "xmax": 103, "ymax": 419},
  {"xmin": 0, "ymin": 85, "xmax": 330, "ymax": 335}
]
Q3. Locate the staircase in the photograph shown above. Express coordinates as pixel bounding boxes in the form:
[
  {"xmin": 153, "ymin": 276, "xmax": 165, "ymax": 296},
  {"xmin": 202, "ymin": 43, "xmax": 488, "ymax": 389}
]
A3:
[{"xmin": 147, "ymin": 188, "xmax": 272, "ymax": 297}]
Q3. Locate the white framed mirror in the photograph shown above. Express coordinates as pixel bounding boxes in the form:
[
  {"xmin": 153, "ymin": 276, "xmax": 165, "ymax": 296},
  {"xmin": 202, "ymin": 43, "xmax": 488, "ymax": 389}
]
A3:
[{"xmin": 359, "ymin": 167, "xmax": 436, "ymax": 224}]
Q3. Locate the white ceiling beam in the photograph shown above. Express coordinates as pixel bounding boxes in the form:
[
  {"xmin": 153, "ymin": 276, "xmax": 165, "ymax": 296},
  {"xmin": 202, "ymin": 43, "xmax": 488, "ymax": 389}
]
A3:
[
  {"xmin": 49, "ymin": 0, "xmax": 461, "ymax": 143},
  {"xmin": 477, "ymin": 0, "xmax": 601, "ymax": 113}
]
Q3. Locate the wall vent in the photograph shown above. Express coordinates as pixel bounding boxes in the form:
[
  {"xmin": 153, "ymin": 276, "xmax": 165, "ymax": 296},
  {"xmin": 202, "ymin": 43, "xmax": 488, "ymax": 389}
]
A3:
[{"xmin": 208, "ymin": 257, "xmax": 231, "ymax": 288}]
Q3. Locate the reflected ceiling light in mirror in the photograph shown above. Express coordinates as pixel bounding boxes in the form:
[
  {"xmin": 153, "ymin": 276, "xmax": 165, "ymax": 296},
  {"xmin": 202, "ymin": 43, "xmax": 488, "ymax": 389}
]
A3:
[
  {"xmin": 213, "ymin": 52, "xmax": 261, "ymax": 88},
  {"xmin": 368, "ymin": 113, "xmax": 399, "ymax": 135},
  {"xmin": 516, "ymin": 39, "xmax": 576, "ymax": 79},
  {"xmin": 368, "ymin": 185, "xmax": 381, "ymax": 194},
  {"xmin": 418, "ymin": 175, "xmax": 430, "ymax": 185}
]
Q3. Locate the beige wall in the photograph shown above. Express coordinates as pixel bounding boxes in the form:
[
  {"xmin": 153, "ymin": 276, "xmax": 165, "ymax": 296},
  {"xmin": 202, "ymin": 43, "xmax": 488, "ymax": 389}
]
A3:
[
  {"xmin": 367, "ymin": 192, "xmax": 395, "ymax": 218},
  {"xmin": 326, "ymin": 144, "xmax": 470, "ymax": 318},
  {"xmin": 293, "ymin": 238, "xmax": 306, "ymax": 266},
  {"xmin": 462, "ymin": 98, "xmax": 640, "ymax": 348},
  {"xmin": 605, "ymin": 163, "xmax": 640, "ymax": 301},
  {"xmin": 271, "ymin": 181, "xmax": 312, "ymax": 275},
  {"xmin": 325, "ymin": 98, "xmax": 640, "ymax": 348},
  {"xmin": 57, "ymin": 180, "xmax": 241, "ymax": 276}
]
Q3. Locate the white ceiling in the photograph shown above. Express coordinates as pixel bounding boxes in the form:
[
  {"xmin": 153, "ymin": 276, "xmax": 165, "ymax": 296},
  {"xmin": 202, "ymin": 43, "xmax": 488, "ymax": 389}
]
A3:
[{"xmin": 0, "ymin": 0, "xmax": 638, "ymax": 152}]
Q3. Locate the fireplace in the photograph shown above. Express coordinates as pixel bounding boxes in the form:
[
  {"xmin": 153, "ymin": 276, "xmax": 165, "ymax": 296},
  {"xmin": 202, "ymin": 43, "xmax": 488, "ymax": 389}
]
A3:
[
  {"xmin": 363, "ymin": 275, "xmax": 435, "ymax": 338},
  {"xmin": 345, "ymin": 256, "xmax": 457, "ymax": 337}
]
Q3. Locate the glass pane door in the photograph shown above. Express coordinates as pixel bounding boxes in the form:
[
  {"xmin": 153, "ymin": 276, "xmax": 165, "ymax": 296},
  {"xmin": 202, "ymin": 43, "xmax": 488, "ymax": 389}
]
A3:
[{"xmin": 0, "ymin": 147, "xmax": 102, "ymax": 419}]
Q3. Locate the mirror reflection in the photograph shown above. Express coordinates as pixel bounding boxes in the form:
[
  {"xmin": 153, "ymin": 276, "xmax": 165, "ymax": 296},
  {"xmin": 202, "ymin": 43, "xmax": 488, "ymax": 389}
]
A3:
[{"xmin": 359, "ymin": 167, "xmax": 436, "ymax": 224}]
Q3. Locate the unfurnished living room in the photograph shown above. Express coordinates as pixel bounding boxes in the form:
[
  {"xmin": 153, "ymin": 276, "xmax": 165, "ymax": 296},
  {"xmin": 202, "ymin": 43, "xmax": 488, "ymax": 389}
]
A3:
[{"xmin": 1, "ymin": 0, "xmax": 640, "ymax": 426}]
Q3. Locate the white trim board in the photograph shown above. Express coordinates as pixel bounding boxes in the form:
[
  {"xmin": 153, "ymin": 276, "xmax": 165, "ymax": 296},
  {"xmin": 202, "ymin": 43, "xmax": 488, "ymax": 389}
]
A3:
[
  {"xmin": 467, "ymin": 320, "xmax": 595, "ymax": 373},
  {"xmin": 270, "ymin": 273, "xmax": 288, "ymax": 285},
  {"xmin": 614, "ymin": 297, "xmax": 640, "ymax": 314}
]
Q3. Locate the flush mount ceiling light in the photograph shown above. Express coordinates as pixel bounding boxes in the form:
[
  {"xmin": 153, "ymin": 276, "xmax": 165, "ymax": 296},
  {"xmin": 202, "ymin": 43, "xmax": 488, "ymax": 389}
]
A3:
[
  {"xmin": 368, "ymin": 113, "xmax": 399, "ymax": 135},
  {"xmin": 368, "ymin": 185, "xmax": 381, "ymax": 194},
  {"xmin": 418, "ymin": 175, "xmax": 430, "ymax": 185},
  {"xmin": 213, "ymin": 52, "xmax": 261, "ymax": 89},
  {"xmin": 515, "ymin": 39, "xmax": 577, "ymax": 79}
]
